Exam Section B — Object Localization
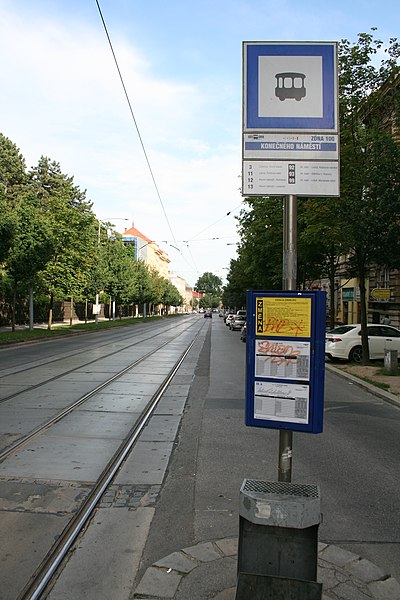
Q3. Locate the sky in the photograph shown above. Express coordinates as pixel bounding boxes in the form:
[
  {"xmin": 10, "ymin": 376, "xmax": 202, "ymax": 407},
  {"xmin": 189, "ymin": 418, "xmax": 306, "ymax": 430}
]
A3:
[{"xmin": 0, "ymin": 1, "xmax": 399, "ymax": 288}]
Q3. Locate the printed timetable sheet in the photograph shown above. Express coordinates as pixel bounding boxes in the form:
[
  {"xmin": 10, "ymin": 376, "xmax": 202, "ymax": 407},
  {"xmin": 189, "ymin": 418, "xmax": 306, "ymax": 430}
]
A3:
[
  {"xmin": 254, "ymin": 381, "xmax": 309, "ymax": 424},
  {"xmin": 255, "ymin": 339, "xmax": 311, "ymax": 380}
]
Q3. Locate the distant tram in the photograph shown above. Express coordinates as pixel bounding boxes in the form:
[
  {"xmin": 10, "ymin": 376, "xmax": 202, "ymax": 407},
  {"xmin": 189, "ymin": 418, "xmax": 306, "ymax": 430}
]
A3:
[{"xmin": 275, "ymin": 72, "xmax": 306, "ymax": 101}]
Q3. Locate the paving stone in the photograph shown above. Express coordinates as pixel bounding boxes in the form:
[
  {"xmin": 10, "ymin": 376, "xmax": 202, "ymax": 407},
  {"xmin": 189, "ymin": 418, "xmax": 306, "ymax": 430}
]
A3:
[
  {"xmin": 333, "ymin": 581, "xmax": 373, "ymax": 599},
  {"xmin": 319, "ymin": 544, "xmax": 360, "ymax": 568},
  {"xmin": 215, "ymin": 538, "xmax": 238, "ymax": 557},
  {"xmin": 319, "ymin": 541, "xmax": 329, "ymax": 552},
  {"xmin": 182, "ymin": 541, "xmax": 222, "ymax": 562},
  {"xmin": 212, "ymin": 587, "xmax": 235, "ymax": 600},
  {"xmin": 318, "ymin": 562, "xmax": 349, "ymax": 589},
  {"xmin": 154, "ymin": 551, "xmax": 197, "ymax": 574},
  {"xmin": 346, "ymin": 558, "xmax": 388, "ymax": 583},
  {"xmin": 133, "ymin": 566, "xmax": 182, "ymax": 599},
  {"xmin": 368, "ymin": 576, "xmax": 400, "ymax": 599}
]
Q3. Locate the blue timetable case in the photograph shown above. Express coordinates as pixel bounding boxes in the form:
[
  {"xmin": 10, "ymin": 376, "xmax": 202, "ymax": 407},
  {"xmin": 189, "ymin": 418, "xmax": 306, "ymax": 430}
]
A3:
[{"xmin": 245, "ymin": 290, "xmax": 326, "ymax": 433}]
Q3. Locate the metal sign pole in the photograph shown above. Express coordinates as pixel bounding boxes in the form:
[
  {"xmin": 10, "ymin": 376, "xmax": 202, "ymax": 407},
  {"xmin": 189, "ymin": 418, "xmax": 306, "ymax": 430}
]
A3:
[{"xmin": 279, "ymin": 194, "xmax": 297, "ymax": 482}]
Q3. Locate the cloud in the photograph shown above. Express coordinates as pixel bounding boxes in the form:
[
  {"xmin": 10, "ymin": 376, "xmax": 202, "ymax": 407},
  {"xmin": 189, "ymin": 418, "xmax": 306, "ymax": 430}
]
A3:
[{"xmin": 0, "ymin": 3, "xmax": 241, "ymax": 285}]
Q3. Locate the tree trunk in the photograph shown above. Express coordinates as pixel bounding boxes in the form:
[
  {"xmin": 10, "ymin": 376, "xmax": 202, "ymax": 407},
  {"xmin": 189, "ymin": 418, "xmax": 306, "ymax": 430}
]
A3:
[
  {"xmin": 48, "ymin": 293, "xmax": 53, "ymax": 330},
  {"xmin": 11, "ymin": 288, "xmax": 16, "ymax": 333},
  {"xmin": 85, "ymin": 299, "xmax": 88, "ymax": 324},
  {"xmin": 70, "ymin": 296, "xmax": 73, "ymax": 326},
  {"xmin": 29, "ymin": 285, "xmax": 34, "ymax": 331},
  {"xmin": 358, "ymin": 263, "xmax": 370, "ymax": 365}
]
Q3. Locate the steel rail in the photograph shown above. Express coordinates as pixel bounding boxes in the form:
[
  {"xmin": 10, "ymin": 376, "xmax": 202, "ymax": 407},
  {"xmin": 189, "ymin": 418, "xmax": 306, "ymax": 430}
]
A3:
[
  {"xmin": 17, "ymin": 333, "xmax": 200, "ymax": 600},
  {"xmin": 0, "ymin": 318, "xmax": 197, "ymax": 403},
  {"xmin": 0, "ymin": 319, "xmax": 202, "ymax": 463}
]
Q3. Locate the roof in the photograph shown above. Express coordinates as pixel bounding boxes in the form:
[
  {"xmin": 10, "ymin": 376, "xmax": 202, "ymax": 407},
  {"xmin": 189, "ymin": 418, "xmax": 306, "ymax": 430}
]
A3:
[{"xmin": 123, "ymin": 226, "xmax": 152, "ymax": 244}]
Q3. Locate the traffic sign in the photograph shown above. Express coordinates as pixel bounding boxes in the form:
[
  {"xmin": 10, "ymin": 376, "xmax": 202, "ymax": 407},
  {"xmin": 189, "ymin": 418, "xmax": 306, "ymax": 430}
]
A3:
[
  {"xmin": 242, "ymin": 41, "xmax": 339, "ymax": 197},
  {"xmin": 243, "ymin": 133, "xmax": 339, "ymax": 160},
  {"xmin": 243, "ymin": 159, "xmax": 339, "ymax": 196},
  {"xmin": 371, "ymin": 288, "xmax": 391, "ymax": 301},
  {"xmin": 243, "ymin": 42, "xmax": 338, "ymax": 133}
]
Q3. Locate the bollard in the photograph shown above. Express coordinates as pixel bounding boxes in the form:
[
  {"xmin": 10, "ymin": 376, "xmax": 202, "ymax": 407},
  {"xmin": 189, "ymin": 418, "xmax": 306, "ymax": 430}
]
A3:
[
  {"xmin": 384, "ymin": 349, "xmax": 398, "ymax": 375},
  {"xmin": 236, "ymin": 479, "xmax": 322, "ymax": 599}
]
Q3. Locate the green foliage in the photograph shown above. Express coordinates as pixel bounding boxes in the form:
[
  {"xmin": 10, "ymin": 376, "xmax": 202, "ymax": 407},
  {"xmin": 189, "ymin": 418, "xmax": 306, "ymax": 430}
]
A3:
[
  {"xmin": 195, "ymin": 272, "xmax": 222, "ymax": 296},
  {"xmin": 0, "ymin": 133, "xmax": 26, "ymax": 200},
  {"xmin": 0, "ymin": 198, "xmax": 17, "ymax": 262},
  {"xmin": 195, "ymin": 271, "xmax": 222, "ymax": 308},
  {"xmin": 30, "ymin": 157, "xmax": 98, "ymax": 305}
]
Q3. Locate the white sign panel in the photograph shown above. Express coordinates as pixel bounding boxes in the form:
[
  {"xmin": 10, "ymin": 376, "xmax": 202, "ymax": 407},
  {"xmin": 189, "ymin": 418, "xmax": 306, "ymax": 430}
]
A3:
[
  {"xmin": 254, "ymin": 380, "xmax": 309, "ymax": 424},
  {"xmin": 243, "ymin": 160, "xmax": 339, "ymax": 197},
  {"xmin": 255, "ymin": 339, "xmax": 311, "ymax": 380},
  {"xmin": 243, "ymin": 42, "xmax": 338, "ymax": 133},
  {"xmin": 244, "ymin": 133, "xmax": 338, "ymax": 160}
]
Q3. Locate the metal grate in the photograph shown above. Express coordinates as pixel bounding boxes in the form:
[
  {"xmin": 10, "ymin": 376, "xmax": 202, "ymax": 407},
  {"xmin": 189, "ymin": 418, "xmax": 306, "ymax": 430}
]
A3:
[{"xmin": 243, "ymin": 479, "xmax": 319, "ymax": 499}]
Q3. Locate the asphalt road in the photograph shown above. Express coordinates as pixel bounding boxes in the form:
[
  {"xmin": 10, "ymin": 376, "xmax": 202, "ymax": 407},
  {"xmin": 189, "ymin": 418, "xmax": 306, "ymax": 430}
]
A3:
[
  {"xmin": 139, "ymin": 313, "xmax": 400, "ymax": 587},
  {"xmin": 1, "ymin": 314, "xmax": 399, "ymax": 598}
]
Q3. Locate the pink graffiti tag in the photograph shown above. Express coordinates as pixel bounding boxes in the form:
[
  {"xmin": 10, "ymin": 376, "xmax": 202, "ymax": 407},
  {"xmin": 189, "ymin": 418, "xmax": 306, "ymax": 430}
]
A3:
[{"xmin": 257, "ymin": 340, "xmax": 300, "ymax": 367}]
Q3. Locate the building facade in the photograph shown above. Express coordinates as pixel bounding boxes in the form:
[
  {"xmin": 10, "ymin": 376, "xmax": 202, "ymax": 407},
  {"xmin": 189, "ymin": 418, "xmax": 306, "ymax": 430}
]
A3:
[{"xmin": 122, "ymin": 226, "xmax": 170, "ymax": 279}]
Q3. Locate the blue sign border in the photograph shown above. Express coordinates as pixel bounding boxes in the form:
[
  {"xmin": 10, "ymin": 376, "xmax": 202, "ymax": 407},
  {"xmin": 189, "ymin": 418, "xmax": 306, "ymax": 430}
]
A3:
[
  {"xmin": 245, "ymin": 43, "xmax": 337, "ymax": 131},
  {"xmin": 245, "ymin": 290, "xmax": 326, "ymax": 433}
]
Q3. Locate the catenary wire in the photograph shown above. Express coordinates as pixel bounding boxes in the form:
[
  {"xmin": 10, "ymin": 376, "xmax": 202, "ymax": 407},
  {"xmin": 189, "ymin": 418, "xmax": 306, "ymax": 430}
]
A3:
[{"xmin": 95, "ymin": 0, "xmax": 178, "ymax": 246}]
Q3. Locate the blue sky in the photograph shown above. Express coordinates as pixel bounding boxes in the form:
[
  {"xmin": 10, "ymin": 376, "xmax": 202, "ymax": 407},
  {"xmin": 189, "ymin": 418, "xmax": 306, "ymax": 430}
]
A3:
[{"xmin": 0, "ymin": 0, "xmax": 399, "ymax": 287}]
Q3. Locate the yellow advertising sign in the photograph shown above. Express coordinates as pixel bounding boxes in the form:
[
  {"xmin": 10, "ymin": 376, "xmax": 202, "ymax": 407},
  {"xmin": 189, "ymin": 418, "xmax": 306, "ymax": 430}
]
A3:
[
  {"xmin": 256, "ymin": 296, "xmax": 312, "ymax": 338},
  {"xmin": 371, "ymin": 288, "xmax": 390, "ymax": 301}
]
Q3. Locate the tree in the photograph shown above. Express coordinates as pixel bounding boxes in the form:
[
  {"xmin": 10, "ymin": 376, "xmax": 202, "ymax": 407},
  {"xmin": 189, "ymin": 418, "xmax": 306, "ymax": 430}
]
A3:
[
  {"xmin": 5, "ymin": 196, "xmax": 54, "ymax": 330},
  {"xmin": 222, "ymin": 258, "xmax": 249, "ymax": 309},
  {"xmin": 336, "ymin": 31, "xmax": 400, "ymax": 362},
  {"xmin": 101, "ymin": 236, "xmax": 135, "ymax": 318},
  {"xmin": 0, "ymin": 133, "xmax": 26, "ymax": 199},
  {"xmin": 0, "ymin": 134, "xmax": 27, "ymax": 262},
  {"xmin": 235, "ymin": 196, "xmax": 284, "ymax": 291},
  {"xmin": 130, "ymin": 260, "xmax": 155, "ymax": 313},
  {"xmin": 30, "ymin": 157, "xmax": 98, "ymax": 328},
  {"xmin": 195, "ymin": 272, "xmax": 222, "ymax": 296},
  {"xmin": 299, "ymin": 197, "xmax": 349, "ymax": 328},
  {"xmin": 195, "ymin": 272, "xmax": 222, "ymax": 308}
]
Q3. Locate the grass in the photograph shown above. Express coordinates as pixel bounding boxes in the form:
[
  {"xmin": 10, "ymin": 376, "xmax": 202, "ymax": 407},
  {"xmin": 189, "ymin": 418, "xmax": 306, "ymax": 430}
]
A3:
[
  {"xmin": 0, "ymin": 314, "xmax": 176, "ymax": 346},
  {"xmin": 357, "ymin": 376, "xmax": 391, "ymax": 391}
]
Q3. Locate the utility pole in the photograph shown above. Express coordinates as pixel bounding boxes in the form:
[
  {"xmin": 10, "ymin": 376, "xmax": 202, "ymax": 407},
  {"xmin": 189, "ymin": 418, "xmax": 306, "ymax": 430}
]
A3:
[{"xmin": 279, "ymin": 194, "xmax": 297, "ymax": 482}]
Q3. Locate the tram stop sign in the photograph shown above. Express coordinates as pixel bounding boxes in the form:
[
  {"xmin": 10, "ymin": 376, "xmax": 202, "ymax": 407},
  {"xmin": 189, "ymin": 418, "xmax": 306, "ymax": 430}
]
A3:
[
  {"xmin": 242, "ymin": 41, "xmax": 339, "ymax": 197},
  {"xmin": 245, "ymin": 290, "xmax": 326, "ymax": 434}
]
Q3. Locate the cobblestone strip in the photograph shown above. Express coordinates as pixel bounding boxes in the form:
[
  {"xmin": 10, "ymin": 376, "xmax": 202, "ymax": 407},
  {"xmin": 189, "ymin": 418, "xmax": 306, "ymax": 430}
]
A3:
[
  {"xmin": 99, "ymin": 484, "xmax": 160, "ymax": 509},
  {"xmin": 132, "ymin": 539, "xmax": 400, "ymax": 600}
]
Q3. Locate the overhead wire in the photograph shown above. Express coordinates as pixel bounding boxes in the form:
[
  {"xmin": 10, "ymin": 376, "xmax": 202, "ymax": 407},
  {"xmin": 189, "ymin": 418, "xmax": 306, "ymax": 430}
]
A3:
[
  {"xmin": 188, "ymin": 201, "xmax": 244, "ymax": 241},
  {"xmin": 95, "ymin": 0, "xmax": 178, "ymax": 247},
  {"xmin": 95, "ymin": 1, "xmax": 242, "ymax": 280}
]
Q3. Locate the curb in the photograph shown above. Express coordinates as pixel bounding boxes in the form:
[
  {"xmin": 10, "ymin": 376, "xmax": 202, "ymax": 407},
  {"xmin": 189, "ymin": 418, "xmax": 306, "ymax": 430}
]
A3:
[
  {"xmin": 325, "ymin": 363, "xmax": 400, "ymax": 408},
  {"xmin": 132, "ymin": 538, "xmax": 400, "ymax": 600}
]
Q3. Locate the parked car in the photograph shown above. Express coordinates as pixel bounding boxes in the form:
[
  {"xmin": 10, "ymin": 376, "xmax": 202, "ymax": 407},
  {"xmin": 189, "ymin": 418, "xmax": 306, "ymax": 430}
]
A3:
[
  {"xmin": 325, "ymin": 324, "xmax": 400, "ymax": 363},
  {"xmin": 204, "ymin": 310, "xmax": 212, "ymax": 318},
  {"xmin": 240, "ymin": 322, "xmax": 247, "ymax": 342},
  {"xmin": 230, "ymin": 310, "xmax": 247, "ymax": 331},
  {"xmin": 225, "ymin": 314, "xmax": 235, "ymax": 326}
]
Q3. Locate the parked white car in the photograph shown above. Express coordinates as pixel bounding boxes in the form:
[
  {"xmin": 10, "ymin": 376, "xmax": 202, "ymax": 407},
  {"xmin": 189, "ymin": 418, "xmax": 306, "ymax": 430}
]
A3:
[
  {"xmin": 225, "ymin": 314, "xmax": 235, "ymax": 326},
  {"xmin": 325, "ymin": 324, "xmax": 400, "ymax": 363}
]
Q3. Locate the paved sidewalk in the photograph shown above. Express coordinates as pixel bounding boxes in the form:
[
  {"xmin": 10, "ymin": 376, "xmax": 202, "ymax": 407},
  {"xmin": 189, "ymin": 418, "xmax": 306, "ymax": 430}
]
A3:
[
  {"xmin": 133, "ymin": 537, "xmax": 400, "ymax": 599},
  {"xmin": 133, "ymin": 363, "xmax": 400, "ymax": 600}
]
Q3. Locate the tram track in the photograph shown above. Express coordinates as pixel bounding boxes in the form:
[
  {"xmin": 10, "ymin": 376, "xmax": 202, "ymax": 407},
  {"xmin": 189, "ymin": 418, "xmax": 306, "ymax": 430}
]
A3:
[
  {"xmin": 0, "ymin": 315, "xmax": 209, "ymax": 600},
  {"xmin": 0, "ymin": 320, "xmax": 199, "ymax": 463},
  {"xmin": 0, "ymin": 318, "xmax": 197, "ymax": 404},
  {"xmin": 16, "ymin": 333, "xmax": 199, "ymax": 600}
]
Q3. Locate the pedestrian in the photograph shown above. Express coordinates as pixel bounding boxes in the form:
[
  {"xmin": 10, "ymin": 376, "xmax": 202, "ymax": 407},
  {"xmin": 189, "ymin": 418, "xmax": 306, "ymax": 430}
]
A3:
[{"xmin": 381, "ymin": 315, "xmax": 391, "ymax": 325}]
